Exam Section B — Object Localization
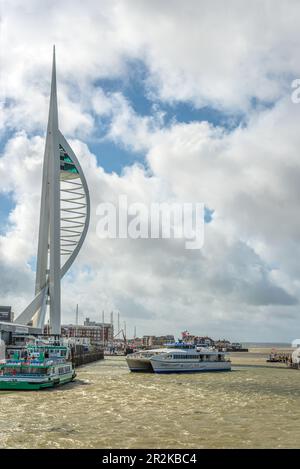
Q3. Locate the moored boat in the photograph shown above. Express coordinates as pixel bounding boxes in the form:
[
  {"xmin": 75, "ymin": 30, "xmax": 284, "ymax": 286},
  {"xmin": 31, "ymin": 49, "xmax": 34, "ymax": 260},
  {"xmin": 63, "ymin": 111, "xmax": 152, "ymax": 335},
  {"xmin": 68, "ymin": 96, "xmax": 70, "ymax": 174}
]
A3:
[
  {"xmin": 0, "ymin": 343, "xmax": 75, "ymax": 390},
  {"xmin": 126, "ymin": 345, "xmax": 231, "ymax": 374}
]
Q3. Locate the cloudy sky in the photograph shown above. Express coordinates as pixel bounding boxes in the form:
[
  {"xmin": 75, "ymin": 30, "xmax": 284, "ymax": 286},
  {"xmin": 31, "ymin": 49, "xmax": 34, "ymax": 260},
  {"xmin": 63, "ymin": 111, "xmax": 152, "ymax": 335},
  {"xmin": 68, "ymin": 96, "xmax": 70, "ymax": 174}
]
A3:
[{"xmin": 1, "ymin": 0, "xmax": 300, "ymax": 341}]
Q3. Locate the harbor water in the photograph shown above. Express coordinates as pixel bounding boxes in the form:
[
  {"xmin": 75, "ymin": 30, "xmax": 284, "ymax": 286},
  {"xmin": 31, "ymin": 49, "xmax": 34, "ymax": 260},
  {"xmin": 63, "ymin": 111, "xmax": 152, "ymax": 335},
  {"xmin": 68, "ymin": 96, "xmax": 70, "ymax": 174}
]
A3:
[{"xmin": 0, "ymin": 347, "xmax": 300, "ymax": 449}]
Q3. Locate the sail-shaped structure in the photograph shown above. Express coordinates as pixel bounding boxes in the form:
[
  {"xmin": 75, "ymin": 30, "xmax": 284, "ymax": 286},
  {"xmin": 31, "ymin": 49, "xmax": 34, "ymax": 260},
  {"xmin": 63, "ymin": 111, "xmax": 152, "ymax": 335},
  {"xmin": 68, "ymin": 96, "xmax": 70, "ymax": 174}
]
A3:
[{"xmin": 15, "ymin": 47, "xmax": 90, "ymax": 334}]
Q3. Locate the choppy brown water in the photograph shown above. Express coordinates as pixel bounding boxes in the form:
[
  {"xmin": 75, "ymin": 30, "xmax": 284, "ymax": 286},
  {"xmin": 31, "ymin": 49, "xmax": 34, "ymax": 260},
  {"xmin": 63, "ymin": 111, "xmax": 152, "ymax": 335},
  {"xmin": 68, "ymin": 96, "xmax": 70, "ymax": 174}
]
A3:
[{"xmin": 0, "ymin": 350, "xmax": 300, "ymax": 449}]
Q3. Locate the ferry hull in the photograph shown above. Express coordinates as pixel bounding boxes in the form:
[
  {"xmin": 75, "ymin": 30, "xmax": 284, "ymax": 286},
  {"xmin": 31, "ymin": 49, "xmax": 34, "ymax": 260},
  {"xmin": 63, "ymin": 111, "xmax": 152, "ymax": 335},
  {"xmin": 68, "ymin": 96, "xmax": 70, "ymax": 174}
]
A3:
[
  {"xmin": 0, "ymin": 373, "xmax": 76, "ymax": 390},
  {"xmin": 152, "ymin": 368, "xmax": 231, "ymax": 374},
  {"xmin": 150, "ymin": 360, "xmax": 231, "ymax": 374},
  {"xmin": 126, "ymin": 357, "xmax": 153, "ymax": 372}
]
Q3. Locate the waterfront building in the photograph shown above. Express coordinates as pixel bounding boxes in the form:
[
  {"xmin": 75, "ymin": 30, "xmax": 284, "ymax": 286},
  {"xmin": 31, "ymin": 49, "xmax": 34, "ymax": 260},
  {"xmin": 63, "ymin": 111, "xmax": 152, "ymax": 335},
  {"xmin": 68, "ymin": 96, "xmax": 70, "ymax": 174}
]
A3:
[
  {"xmin": 0, "ymin": 323, "xmax": 41, "ymax": 346},
  {"xmin": 214, "ymin": 339, "xmax": 231, "ymax": 349},
  {"xmin": 141, "ymin": 335, "xmax": 155, "ymax": 347},
  {"xmin": 84, "ymin": 317, "xmax": 114, "ymax": 341},
  {"xmin": 193, "ymin": 336, "xmax": 215, "ymax": 346},
  {"xmin": 181, "ymin": 332, "xmax": 215, "ymax": 347},
  {"xmin": 0, "ymin": 306, "xmax": 14, "ymax": 323},
  {"xmin": 127, "ymin": 337, "xmax": 144, "ymax": 347},
  {"xmin": 60, "ymin": 323, "xmax": 114, "ymax": 345},
  {"xmin": 142, "ymin": 335, "xmax": 175, "ymax": 347}
]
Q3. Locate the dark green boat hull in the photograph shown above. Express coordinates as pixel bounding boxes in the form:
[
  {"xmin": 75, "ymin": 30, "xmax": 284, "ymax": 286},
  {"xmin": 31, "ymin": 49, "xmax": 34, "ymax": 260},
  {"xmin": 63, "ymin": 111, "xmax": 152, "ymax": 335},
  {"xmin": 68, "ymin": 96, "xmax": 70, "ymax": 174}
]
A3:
[{"xmin": 0, "ymin": 374, "xmax": 75, "ymax": 390}]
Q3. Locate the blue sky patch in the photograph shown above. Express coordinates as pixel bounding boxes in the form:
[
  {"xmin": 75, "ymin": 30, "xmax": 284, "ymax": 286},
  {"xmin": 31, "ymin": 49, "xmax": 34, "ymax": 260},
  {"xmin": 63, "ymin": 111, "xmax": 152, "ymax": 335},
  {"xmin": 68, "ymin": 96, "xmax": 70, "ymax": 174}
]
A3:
[
  {"xmin": 27, "ymin": 255, "xmax": 37, "ymax": 272},
  {"xmin": 88, "ymin": 139, "xmax": 145, "ymax": 174},
  {"xmin": 95, "ymin": 58, "xmax": 244, "ymax": 128},
  {"xmin": 0, "ymin": 192, "xmax": 15, "ymax": 234},
  {"xmin": 89, "ymin": 59, "xmax": 245, "ymax": 173},
  {"xmin": 204, "ymin": 207, "xmax": 214, "ymax": 223}
]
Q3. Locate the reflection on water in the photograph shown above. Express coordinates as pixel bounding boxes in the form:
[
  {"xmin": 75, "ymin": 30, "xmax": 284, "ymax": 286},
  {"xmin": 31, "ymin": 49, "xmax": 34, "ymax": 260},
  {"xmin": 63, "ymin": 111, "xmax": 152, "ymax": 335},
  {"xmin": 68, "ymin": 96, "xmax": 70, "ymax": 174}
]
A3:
[{"xmin": 0, "ymin": 354, "xmax": 300, "ymax": 448}]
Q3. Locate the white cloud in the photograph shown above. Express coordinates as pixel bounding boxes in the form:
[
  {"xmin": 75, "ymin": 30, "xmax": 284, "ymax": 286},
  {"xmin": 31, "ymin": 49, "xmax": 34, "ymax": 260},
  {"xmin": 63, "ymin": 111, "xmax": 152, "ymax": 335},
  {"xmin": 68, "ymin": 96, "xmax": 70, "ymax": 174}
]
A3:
[
  {"xmin": 1, "ymin": 1, "xmax": 300, "ymax": 341},
  {"xmin": 2, "ymin": 0, "xmax": 300, "ymax": 133}
]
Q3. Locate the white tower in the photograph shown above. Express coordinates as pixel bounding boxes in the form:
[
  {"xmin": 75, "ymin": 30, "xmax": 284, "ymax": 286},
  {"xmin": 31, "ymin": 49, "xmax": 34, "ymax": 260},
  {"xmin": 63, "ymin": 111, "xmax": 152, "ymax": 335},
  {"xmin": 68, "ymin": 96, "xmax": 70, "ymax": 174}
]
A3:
[{"xmin": 15, "ymin": 47, "xmax": 90, "ymax": 334}]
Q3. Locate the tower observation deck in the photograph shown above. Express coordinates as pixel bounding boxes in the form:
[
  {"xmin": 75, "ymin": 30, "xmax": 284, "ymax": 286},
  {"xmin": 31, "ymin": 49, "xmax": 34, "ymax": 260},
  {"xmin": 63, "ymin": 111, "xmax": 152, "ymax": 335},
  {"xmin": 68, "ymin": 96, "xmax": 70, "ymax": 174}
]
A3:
[{"xmin": 14, "ymin": 47, "xmax": 90, "ymax": 334}]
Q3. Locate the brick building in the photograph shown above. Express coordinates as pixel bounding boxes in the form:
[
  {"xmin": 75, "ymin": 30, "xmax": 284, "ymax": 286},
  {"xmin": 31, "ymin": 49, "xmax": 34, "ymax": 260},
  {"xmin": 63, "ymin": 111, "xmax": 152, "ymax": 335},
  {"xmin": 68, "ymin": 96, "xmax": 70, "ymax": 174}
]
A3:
[{"xmin": 52, "ymin": 318, "xmax": 114, "ymax": 345}]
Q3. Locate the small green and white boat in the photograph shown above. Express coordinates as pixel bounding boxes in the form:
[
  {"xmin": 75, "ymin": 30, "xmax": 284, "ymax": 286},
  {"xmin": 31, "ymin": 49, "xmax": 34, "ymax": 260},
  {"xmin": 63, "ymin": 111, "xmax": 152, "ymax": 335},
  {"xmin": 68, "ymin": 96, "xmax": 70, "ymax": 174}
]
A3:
[{"xmin": 0, "ymin": 344, "xmax": 76, "ymax": 390}]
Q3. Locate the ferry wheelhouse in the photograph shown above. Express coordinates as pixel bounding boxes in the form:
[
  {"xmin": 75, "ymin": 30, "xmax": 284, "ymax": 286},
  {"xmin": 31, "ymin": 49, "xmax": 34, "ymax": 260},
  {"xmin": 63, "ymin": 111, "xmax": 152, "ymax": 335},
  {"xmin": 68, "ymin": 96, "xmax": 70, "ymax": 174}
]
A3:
[{"xmin": 0, "ymin": 344, "xmax": 75, "ymax": 390}]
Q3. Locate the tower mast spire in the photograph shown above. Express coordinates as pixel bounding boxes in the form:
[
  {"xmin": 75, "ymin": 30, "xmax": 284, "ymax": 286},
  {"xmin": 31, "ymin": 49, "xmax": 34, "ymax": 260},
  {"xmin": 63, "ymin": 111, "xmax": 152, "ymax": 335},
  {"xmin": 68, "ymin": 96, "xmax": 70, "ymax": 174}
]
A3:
[
  {"xmin": 15, "ymin": 47, "xmax": 90, "ymax": 336},
  {"xmin": 48, "ymin": 44, "xmax": 61, "ymax": 335},
  {"xmin": 34, "ymin": 44, "xmax": 60, "ymax": 334}
]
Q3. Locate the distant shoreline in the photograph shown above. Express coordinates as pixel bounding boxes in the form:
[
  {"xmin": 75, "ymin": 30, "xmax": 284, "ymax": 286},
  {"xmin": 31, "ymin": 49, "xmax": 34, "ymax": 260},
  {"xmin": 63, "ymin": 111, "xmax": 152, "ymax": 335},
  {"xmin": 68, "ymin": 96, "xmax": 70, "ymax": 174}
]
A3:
[
  {"xmin": 242, "ymin": 342, "xmax": 291, "ymax": 348},
  {"xmin": 230, "ymin": 345, "xmax": 293, "ymax": 367}
]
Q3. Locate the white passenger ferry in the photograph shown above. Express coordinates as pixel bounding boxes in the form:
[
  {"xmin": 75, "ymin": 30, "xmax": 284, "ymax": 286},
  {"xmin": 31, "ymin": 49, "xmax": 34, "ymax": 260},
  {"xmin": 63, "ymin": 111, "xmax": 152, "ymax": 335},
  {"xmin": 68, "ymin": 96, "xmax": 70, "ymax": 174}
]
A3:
[{"xmin": 126, "ymin": 343, "xmax": 231, "ymax": 373}]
